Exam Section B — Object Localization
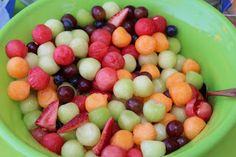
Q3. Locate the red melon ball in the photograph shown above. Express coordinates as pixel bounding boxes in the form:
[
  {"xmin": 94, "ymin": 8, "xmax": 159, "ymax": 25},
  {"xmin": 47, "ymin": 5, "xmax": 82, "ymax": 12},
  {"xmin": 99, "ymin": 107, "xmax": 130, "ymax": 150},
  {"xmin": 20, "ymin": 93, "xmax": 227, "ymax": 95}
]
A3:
[
  {"xmin": 32, "ymin": 24, "xmax": 53, "ymax": 44},
  {"xmin": 102, "ymin": 51, "xmax": 125, "ymax": 70},
  {"xmin": 88, "ymin": 41, "xmax": 109, "ymax": 61},
  {"xmin": 135, "ymin": 18, "xmax": 156, "ymax": 36},
  {"xmin": 101, "ymin": 145, "xmax": 127, "ymax": 157},
  {"xmin": 127, "ymin": 148, "xmax": 143, "ymax": 157},
  {"xmin": 41, "ymin": 133, "xmax": 64, "ymax": 155},
  {"xmin": 152, "ymin": 16, "xmax": 167, "ymax": 33},
  {"xmin": 91, "ymin": 29, "xmax": 112, "ymax": 45},
  {"xmin": 121, "ymin": 45, "xmax": 139, "ymax": 59},
  {"xmin": 5, "ymin": 40, "xmax": 28, "ymax": 58}
]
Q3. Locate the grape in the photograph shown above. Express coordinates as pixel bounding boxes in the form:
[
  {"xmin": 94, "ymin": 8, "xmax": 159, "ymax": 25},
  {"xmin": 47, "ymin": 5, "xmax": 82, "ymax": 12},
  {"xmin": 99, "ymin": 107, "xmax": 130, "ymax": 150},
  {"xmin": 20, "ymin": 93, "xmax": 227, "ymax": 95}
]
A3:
[
  {"xmin": 59, "ymin": 131, "xmax": 77, "ymax": 141},
  {"xmin": 57, "ymin": 85, "xmax": 76, "ymax": 104},
  {"xmin": 118, "ymin": 110, "xmax": 140, "ymax": 131},
  {"xmin": 61, "ymin": 14, "xmax": 78, "ymax": 31},
  {"xmin": 102, "ymin": 1, "xmax": 120, "ymax": 19},
  {"xmin": 158, "ymin": 51, "xmax": 177, "ymax": 69},
  {"xmin": 76, "ymin": 123, "xmax": 101, "ymax": 146},
  {"xmin": 58, "ymin": 102, "xmax": 80, "ymax": 124},
  {"xmin": 25, "ymin": 53, "xmax": 38, "ymax": 68},
  {"xmin": 71, "ymin": 29, "xmax": 89, "ymax": 42},
  {"xmin": 138, "ymin": 52, "xmax": 158, "ymax": 66},
  {"xmin": 85, "ymin": 151, "xmax": 99, "ymax": 157},
  {"xmin": 84, "ymin": 24, "xmax": 96, "ymax": 36},
  {"xmin": 45, "ymin": 19, "xmax": 64, "ymax": 37},
  {"xmin": 160, "ymin": 68, "xmax": 177, "ymax": 82},
  {"xmin": 20, "ymin": 94, "xmax": 39, "ymax": 114},
  {"xmin": 162, "ymin": 138, "xmax": 179, "ymax": 154},
  {"xmin": 175, "ymin": 136, "xmax": 189, "ymax": 147},
  {"xmin": 61, "ymin": 140, "xmax": 85, "ymax": 157},
  {"xmin": 154, "ymin": 123, "xmax": 167, "ymax": 141},
  {"xmin": 62, "ymin": 64, "xmax": 78, "ymax": 79},
  {"xmin": 141, "ymin": 141, "xmax": 166, "ymax": 157},
  {"xmin": 133, "ymin": 76, "xmax": 154, "ymax": 97},
  {"xmin": 168, "ymin": 38, "xmax": 181, "ymax": 54},
  {"xmin": 55, "ymin": 31, "xmax": 73, "ymax": 46},
  {"xmin": 123, "ymin": 54, "xmax": 137, "ymax": 72},
  {"xmin": 23, "ymin": 110, "xmax": 41, "ymax": 130},
  {"xmin": 174, "ymin": 55, "xmax": 186, "ymax": 71},
  {"xmin": 126, "ymin": 98, "xmax": 143, "ymax": 114},
  {"xmin": 171, "ymin": 106, "xmax": 187, "ymax": 122},
  {"xmin": 143, "ymin": 100, "xmax": 166, "ymax": 122},
  {"xmin": 186, "ymin": 71, "xmax": 203, "ymax": 89},
  {"xmin": 76, "ymin": 9, "xmax": 95, "ymax": 27},
  {"xmin": 27, "ymin": 42, "xmax": 38, "ymax": 54},
  {"xmin": 108, "ymin": 100, "xmax": 126, "ymax": 120},
  {"xmin": 153, "ymin": 78, "xmax": 166, "ymax": 93},
  {"xmin": 113, "ymin": 79, "xmax": 134, "ymax": 100},
  {"xmin": 166, "ymin": 120, "xmax": 183, "ymax": 137},
  {"xmin": 38, "ymin": 55, "xmax": 60, "ymax": 75},
  {"xmin": 77, "ymin": 78, "xmax": 92, "ymax": 93},
  {"xmin": 78, "ymin": 58, "xmax": 101, "ymax": 81},
  {"xmin": 69, "ymin": 38, "xmax": 88, "ymax": 58},
  {"xmin": 91, "ymin": 6, "xmax": 106, "ymax": 21},
  {"xmin": 89, "ymin": 107, "xmax": 111, "ymax": 129},
  {"xmin": 54, "ymin": 74, "xmax": 65, "ymax": 86},
  {"xmin": 125, "ymin": 5, "xmax": 135, "ymax": 19},
  {"xmin": 134, "ymin": 7, "xmax": 148, "ymax": 19},
  {"xmin": 37, "ymin": 41, "xmax": 55, "ymax": 57}
]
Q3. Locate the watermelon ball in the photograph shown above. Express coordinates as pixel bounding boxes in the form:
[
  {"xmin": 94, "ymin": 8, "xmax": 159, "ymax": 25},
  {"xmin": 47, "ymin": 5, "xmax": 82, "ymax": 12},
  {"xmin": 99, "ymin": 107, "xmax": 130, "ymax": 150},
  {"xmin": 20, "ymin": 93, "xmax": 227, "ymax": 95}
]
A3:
[
  {"xmin": 88, "ymin": 41, "xmax": 109, "ymax": 62},
  {"xmin": 121, "ymin": 45, "xmax": 139, "ymax": 59},
  {"xmin": 91, "ymin": 29, "xmax": 112, "ymax": 45},
  {"xmin": 95, "ymin": 67, "xmax": 118, "ymax": 92},
  {"xmin": 28, "ymin": 67, "xmax": 50, "ymax": 90},
  {"xmin": 152, "ymin": 16, "xmax": 167, "ymax": 33},
  {"xmin": 135, "ymin": 18, "xmax": 156, "ymax": 36},
  {"xmin": 127, "ymin": 148, "xmax": 143, "ymax": 157},
  {"xmin": 5, "ymin": 40, "xmax": 28, "ymax": 58},
  {"xmin": 41, "ymin": 133, "xmax": 64, "ymax": 155},
  {"xmin": 53, "ymin": 45, "xmax": 75, "ymax": 66},
  {"xmin": 101, "ymin": 145, "xmax": 127, "ymax": 157},
  {"xmin": 108, "ymin": 45, "xmax": 121, "ymax": 53},
  {"xmin": 102, "ymin": 51, "xmax": 125, "ymax": 70},
  {"xmin": 32, "ymin": 24, "xmax": 53, "ymax": 45}
]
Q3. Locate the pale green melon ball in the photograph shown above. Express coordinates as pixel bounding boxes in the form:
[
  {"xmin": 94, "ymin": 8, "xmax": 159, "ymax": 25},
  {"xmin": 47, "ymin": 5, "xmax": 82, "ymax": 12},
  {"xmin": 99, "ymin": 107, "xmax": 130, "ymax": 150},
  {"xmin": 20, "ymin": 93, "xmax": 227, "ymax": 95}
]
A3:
[
  {"xmin": 72, "ymin": 29, "xmax": 89, "ymax": 42},
  {"xmin": 61, "ymin": 140, "xmax": 85, "ymax": 157},
  {"xmin": 37, "ymin": 41, "xmax": 55, "ymax": 57},
  {"xmin": 45, "ymin": 19, "xmax": 64, "ymax": 37},
  {"xmin": 20, "ymin": 94, "xmax": 39, "ymax": 114},
  {"xmin": 23, "ymin": 110, "xmax": 41, "ymax": 130},
  {"xmin": 38, "ymin": 55, "xmax": 60, "ymax": 75},
  {"xmin": 123, "ymin": 54, "xmax": 137, "ymax": 72},
  {"xmin": 76, "ymin": 9, "xmax": 94, "ymax": 27},
  {"xmin": 78, "ymin": 58, "xmax": 101, "ymax": 80},
  {"xmin": 58, "ymin": 102, "xmax": 80, "ymax": 124},
  {"xmin": 138, "ymin": 52, "xmax": 159, "ymax": 66},
  {"xmin": 133, "ymin": 76, "xmax": 154, "ymax": 97},
  {"xmin": 25, "ymin": 53, "xmax": 38, "ymax": 68},
  {"xmin": 141, "ymin": 140, "xmax": 166, "ymax": 157},
  {"xmin": 102, "ymin": 1, "xmax": 121, "ymax": 19},
  {"xmin": 113, "ymin": 79, "xmax": 134, "ymax": 100},
  {"xmin": 69, "ymin": 37, "xmax": 88, "ymax": 58},
  {"xmin": 55, "ymin": 31, "xmax": 73, "ymax": 46}
]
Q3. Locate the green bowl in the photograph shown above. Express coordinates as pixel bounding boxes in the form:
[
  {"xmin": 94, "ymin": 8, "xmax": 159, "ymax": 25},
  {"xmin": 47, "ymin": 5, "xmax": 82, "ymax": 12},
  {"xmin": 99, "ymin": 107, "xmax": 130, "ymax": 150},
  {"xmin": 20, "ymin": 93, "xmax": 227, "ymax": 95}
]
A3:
[{"xmin": 0, "ymin": 0, "xmax": 236, "ymax": 156}]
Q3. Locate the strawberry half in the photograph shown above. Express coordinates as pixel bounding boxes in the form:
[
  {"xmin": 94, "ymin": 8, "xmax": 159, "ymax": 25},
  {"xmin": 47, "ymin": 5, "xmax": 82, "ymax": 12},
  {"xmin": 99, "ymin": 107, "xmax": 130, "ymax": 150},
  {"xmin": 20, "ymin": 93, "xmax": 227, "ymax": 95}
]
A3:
[
  {"xmin": 57, "ymin": 113, "xmax": 88, "ymax": 134},
  {"xmin": 93, "ymin": 118, "xmax": 115, "ymax": 156},
  {"xmin": 35, "ymin": 101, "xmax": 59, "ymax": 131},
  {"xmin": 108, "ymin": 8, "xmax": 129, "ymax": 27}
]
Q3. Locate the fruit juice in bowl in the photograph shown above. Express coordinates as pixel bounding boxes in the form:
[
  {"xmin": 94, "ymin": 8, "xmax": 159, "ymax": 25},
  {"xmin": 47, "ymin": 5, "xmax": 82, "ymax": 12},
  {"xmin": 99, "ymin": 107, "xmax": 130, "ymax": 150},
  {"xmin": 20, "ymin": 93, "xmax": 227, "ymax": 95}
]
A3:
[{"xmin": 1, "ymin": 0, "xmax": 236, "ymax": 157}]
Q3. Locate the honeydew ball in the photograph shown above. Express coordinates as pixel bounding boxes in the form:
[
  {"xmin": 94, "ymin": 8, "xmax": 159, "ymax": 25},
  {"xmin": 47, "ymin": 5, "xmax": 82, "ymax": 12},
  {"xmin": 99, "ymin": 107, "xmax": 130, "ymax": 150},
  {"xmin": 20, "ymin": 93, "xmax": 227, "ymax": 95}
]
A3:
[
  {"xmin": 85, "ymin": 151, "xmax": 99, "ymax": 157},
  {"xmin": 168, "ymin": 37, "xmax": 181, "ymax": 54},
  {"xmin": 58, "ymin": 103, "xmax": 79, "ymax": 124},
  {"xmin": 186, "ymin": 71, "xmax": 203, "ymax": 89},
  {"xmin": 76, "ymin": 123, "xmax": 101, "ymax": 146},
  {"xmin": 141, "ymin": 141, "xmax": 166, "ymax": 157},
  {"xmin": 108, "ymin": 100, "xmax": 126, "ymax": 120},
  {"xmin": 158, "ymin": 50, "xmax": 177, "ymax": 69},
  {"xmin": 154, "ymin": 123, "xmax": 167, "ymax": 141},
  {"xmin": 102, "ymin": 1, "xmax": 121, "ymax": 19},
  {"xmin": 76, "ymin": 9, "xmax": 94, "ymax": 27},
  {"xmin": 138, "ymin": 52, "xmax": 159, "ymax": 66},
  {"xmin": 143, "ymin": 100, "xmax": 166, "ymax": 122},
  {"xmin": 61, "ymin": 140, "xmax": 85, "ymax": 157},
  {"xmin": 123, "ymin": 54, "xmax": 137, "ymax": 72},
  {"xmin": 60, "ymin": 131, "xmax": 77, "ymax": 141},
  {"xmin": 89, "ymin": 107, "xmax": 111, "ymax": 129},
  {"xmin": 23, "ymin": 110, "xmax": 41, "ymax": 130},
  {"xmin": 113, "ymin": 79, "xmax": 134, "ymax": 100},
  {"xmin": 20, "ymin": 94, "xmax": 39, "ymax": 114},
  {"xmin": 133, "ymin": 76, "xmax": 154, "ymax": 97},
  {"xmin": 25, "ymin": 53, "xmax": 38, "ymax": 68},
  {"xmin": 55, "ymin": 31, "xmax": 73, "ymax": 46},
  {"xmin": 174, "ymin": 54, "xmax": 186, "ymax": 71},
  {"xmin": 153, "ymin": 78, "xmax": 166, "ymax": 93},
  {"xmin": 72, "ymin": 29, "xmax": 89, "ymax": 42},
  {"xmin": 78, "ymin": 58, "xmax": 101, "ymax": 80},
  {"xmin": 45, "ymin": 19, "xmax": 64, "ymax": 37},
  {"xmin": 38, "ymin": 55, "xmax": 60, "ymax": 75},
  {"xmin": 69, "ymin": 38, "xmax": 88, "ymax": 58},
  {"xmin": 118, "ymin": 110, "xmax": 141, "ymax": 131},
  {"xmin": 160, "ymin": 68, "xmax": 177, "ymax": 82},
  {"xmin": 37, "ymin": 41, "xmax": 55, "ymax": 57},
  {"xmin": 171, "ymin": 106, "xmax": 187, "ymax": 122}
]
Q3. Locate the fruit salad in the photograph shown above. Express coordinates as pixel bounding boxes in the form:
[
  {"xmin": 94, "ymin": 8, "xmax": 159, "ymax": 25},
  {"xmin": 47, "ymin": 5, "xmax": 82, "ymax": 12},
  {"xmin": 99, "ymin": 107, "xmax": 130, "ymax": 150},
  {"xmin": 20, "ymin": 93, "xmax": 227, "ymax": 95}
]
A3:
[{"xmin": 5, "ymin": 1, "xmax": 213, "ymax": 157}]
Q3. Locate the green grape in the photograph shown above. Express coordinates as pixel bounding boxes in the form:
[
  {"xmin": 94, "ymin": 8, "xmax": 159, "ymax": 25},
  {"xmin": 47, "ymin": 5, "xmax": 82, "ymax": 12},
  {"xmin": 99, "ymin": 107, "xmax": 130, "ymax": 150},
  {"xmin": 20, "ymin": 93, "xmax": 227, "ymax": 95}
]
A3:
[
  {"xmin": 20, "ymin": 94, "xmax": 39, "ymax": 114},
  {"xmin": 108, "ymin": 100, "xmax": 126, "ymax": 120},
  {"xmin": 133, "ymin": 76, "xmax": 154, "ymax": 97},
  {"xmin": 123, "ymin": 54, "xmax": 137, "ymax": 72},
  {"xmin": 102, "ymin": 1, "xmax": 120, "ymax": 19},
  {"xmin": 89, "ymin": 107, "xmax": 111, "ymax": 129},
  {"xmin": 158, "ymin": 50, "xmax": 177, "ymax": 69},
  {"xmin": 152, "ymin": 78, "xmax": 166, "ymax": 93},
  {"xmin": 113, "ymin": 79, "xmax": 134, "ymax": 100},
  {"xmin": 141, "ymin": 140, "xmax": 166, "ymax": 157},
  {"xmin": 76, "ymin": 9, "xmax": 95, "ymax": 27},
  {"xmin": 168, "ymin": 37, "xmax": 181, "ymax": 54},
  {"xmin": 118, "ymin": 110, "xmax": 140, "ymax": 131},
  {"xmin": 61, "ymin": 140, "xmax": 85, "ymax": 157},
  {"xmin": 171, "ymin": 106, "xmax": 187, "ymax": 122},
  {"xmin": 186, "ymin": 71, "xmax": 203, "ymax": 89},
  {"xmin": 174, "ymin": 54, "xmax": 186, "ymax": 71},
  {"xmin": 154, "ymin": 123, "xmax": 167, "ymax": 141}
]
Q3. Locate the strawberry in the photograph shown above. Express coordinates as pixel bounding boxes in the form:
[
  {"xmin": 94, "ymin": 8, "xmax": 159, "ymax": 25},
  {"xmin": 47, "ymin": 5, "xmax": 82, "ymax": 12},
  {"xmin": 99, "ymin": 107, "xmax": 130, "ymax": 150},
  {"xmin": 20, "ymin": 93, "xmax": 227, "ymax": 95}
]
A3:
[
  {"xmin": 35, "ymin": 101, "xmax": 59, "ymax": 131},
  {"xmin": 28, "ymin": 67, "xmax": 50, "ymax": 90},
  {"xmin": 93, "ymin": 118, "xmax": 115, "ymax": 155},
  {"xmin": 31, "ymin": 127, "xmax": 49, "ymax": 144},
  {"xmin": 41, "ymin": 133, "xmax": 64, "ymax": 155},
  {"xmin": 57, "ymin": 113, "xmax": 88, "ymax": 133},
  {"xmin": 72, "ymin": 95, "xmax": 87, "ymax": 113},
  {"xmin": 108, "ymin": 8, "xmax": 129, "ymax": 27}
]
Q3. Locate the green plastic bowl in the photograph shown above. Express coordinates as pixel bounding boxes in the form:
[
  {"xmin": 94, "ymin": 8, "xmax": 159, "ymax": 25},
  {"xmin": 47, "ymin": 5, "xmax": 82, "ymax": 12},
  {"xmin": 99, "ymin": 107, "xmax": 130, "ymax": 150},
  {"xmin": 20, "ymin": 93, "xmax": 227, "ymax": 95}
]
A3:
[{"xmin": 0, "ymin": 0, "xmax": 236, "ymax": 156}]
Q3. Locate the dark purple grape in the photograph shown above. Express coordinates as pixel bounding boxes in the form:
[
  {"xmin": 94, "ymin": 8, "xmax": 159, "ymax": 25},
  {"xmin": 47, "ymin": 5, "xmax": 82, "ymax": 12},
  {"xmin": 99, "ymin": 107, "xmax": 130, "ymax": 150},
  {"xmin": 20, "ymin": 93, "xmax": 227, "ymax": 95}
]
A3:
[
  {"xmin": 61, "ymin": 14, "xmax": 77, "ymax": 30},
  {"xmin": 164, "ymin": 90, "xmax": 171, "ymax": 98},
  {"xmin": 134, "ymin": 7, "xmax": 148, "ymax": 19},
  {"xmin": 131, "ymin": 34, "xmax": 138, "ymax": 44},
  {"xmin": 166, "ymin": 25, "xmax": 178, "ymax": 37},
  {"xmin": 77, "ymin": 78, "xmax": 92, "ymax": 93},
  {"xmin": 94, "ymin": 20, "xmax": 106, "ymax": 28},
  {"xmin": 54, "ymin": 74, "xmax": 65, "ymax": 86},
  {"xmin": 163, "ymin": 138, "xmax": 179, "ymax": 154},
  {"xmin": 62, "ymin": 64, "xmax": 78, "ymax": 79},
  {"xmin": 27, "ymin": 42, "xmax": 39, "ymax": 53},
  {"xmin": 62, "ymin": 20, "xmax": 75, "ymax": 31},
  {"xmin": 122, "ymin": 20, "xmax": 135, "ymax": 34},
  {"xmin": 166, "ymin": 120, "xmax": 184, "ymax": 137},
  {"xmin": 57, "ymin": 86, "xmax": 75, "ymax": 104},
  {"xmin": 126, "ymin": 98, "xmax": 143, "ymax": 114},
  {"xmin": 103, "ymin": 23, "xmax": 116, "ymax": 33},
  {"xmin": 56, "ymin": 120, "xmax": 63, "ymax": 130},
  {"xmin": 125, "ymin": 5, "xmax": 135, "ymax": 19},
  {"xmin": 68, "ymin": 76, "xmax": 80, "ymax": 88},
  {"xmin": 84, "ymin": 24, "xmax": 96, "ymax": 35},
  {"xmin": 139, "ymin": 72, "xmax": 152, "ymax": 80},
  {"xmin": 175, "ymin": 136, "xmax": 189, "ymax": 148},
  {"xmin": 92, "ymin": 6, "xmax": 106, "ymax": 21}
]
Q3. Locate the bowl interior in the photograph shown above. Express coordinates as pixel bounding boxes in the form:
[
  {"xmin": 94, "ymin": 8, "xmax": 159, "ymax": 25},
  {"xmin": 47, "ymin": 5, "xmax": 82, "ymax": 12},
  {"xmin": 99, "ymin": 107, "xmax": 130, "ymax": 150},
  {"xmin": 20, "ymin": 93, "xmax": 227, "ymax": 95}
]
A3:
[{"xmin": 0, "ymin": 0, "xmax": 236, "ymax": 156}]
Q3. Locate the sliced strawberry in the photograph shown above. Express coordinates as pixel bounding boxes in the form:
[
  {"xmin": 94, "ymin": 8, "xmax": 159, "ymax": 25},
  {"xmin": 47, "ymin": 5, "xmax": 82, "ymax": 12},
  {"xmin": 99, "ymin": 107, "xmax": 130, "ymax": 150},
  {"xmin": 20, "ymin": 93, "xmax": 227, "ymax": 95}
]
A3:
[
  {"xmin": 35, "ymin": 101, "xmax": 59, "ymax": 131},
  {"xmin": 57, "ymin": 113, "xmax": 88, "ymax": 134},
  {"xmin": 93, "ymin": 118, "xmax": 115, "ymax": 156},
  {"xmin": 108, "ymin": 8, "xmax": 129, "ymax": 27},
  {"xmin": 31, "ymin": 127, "xmax": 49, "ymax": 144},
  {"xmin": 72, "ymin": 95, "xmax": 87, "ymax": 113}
]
